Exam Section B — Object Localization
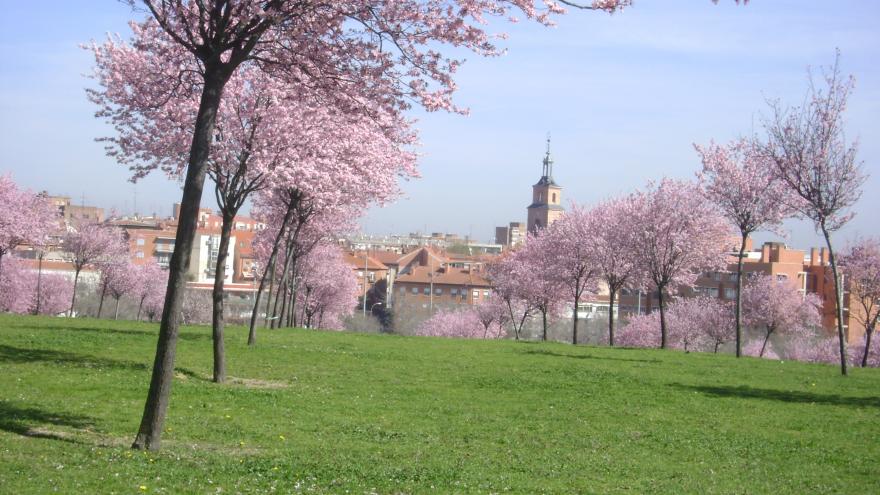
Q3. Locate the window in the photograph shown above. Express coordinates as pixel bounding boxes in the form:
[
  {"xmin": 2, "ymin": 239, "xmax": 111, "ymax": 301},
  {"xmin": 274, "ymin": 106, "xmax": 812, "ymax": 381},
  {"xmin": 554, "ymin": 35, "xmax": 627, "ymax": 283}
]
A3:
[
  {"xmin": 724, "ymin": 288, "xmax": 736, "ymax": 299},
  {"xmin": 400, "ymin": 287, "xmax": 406, "ymax": 294},
  {"xmin": 435, "ymin": 288, "xmax": 442, "ymax": 295},
  {"xmin": 552, "ymin": 193, "xmax": 556, "ymax": 203},
  {"xmin": 423, "ymin": 287, "xmax": 430, "ymax": 295},
  {"xmin": 472, "ymin": 290, "xmax": 480, "ymax": 298},
  {"xmin": 136, "ymin": 238, "xmax": 145, "ymax": 246},
  {"xmin": 411, "ymin": 287, "xmax": 418, "ymax": 294},
  {"xmin": 728, "ymin": 273, "xmax": 738, "ymax": 282},
  {"xmin": 451, "ymin": 288, "xmax": 458, "ymax": 295},
  {"xmin": 136, "ymin": 251, "xmax": 144, "ymax": 259},
  {"xmin": 712, "ymin": 272, "xmax": 722, "ymax": 281},
  {"xmin": 776, "ymin": 274, "xmax": 788, "ymax": 281},
  {"xmin": 483, "ymin": 290, "xmax": 490, "ymax": 297}
]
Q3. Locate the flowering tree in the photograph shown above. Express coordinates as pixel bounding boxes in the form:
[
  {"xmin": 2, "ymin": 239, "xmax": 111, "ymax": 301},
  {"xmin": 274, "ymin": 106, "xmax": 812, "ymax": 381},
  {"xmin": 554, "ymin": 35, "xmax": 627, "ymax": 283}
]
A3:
[
  {"xmin": 89, "ymin": 36, "xmax": 417, "ymax": 381},
  {"xmin": 839, "ymin": 238, "xmax": 880, "ymax": 367},
  {"xmin": 0, "ymin": 175, "xmax": 58, "ymax": 278},
  {"xmin": 132, "ymin": 262, "xmax": 168, "ymax": 322},
  {"xmin": 667, "ymin": 297, "xmax": 734, "ymax": 353},
  {"xmin": 63, "ymin": 224, "xmax": 128, "ymax": 317},
  {"xmin": 629, "ymin": 179, "xmax": 733, "ymax": 348},
  {"xmin": 695, "ymin": 138, "xmax": 792, "ymax": 357},
  {"xmin": 761, "ymin": 54, "xmax": 868, "ymax": 375},
  {"xmin": 295, "ymin": 243, "xmax": 359, "ymax": 330},
  {"xmin": 584, "ymin": 197, "xmax": 641, "ymax": 346},
  {"xmin": 32, "ymin": 273, "xmax": 74, "ymax": 316},
  {"xmin": 544, "ymin": 205, "xmax": 600, "ymax": 344},
  {"xmin": 475, "ymin": 295, "xmax": 510, "ymax": 339},
  {"xmin": 742, "ymin": 274, "xmax": 821, "ymax": 358},
  {"xmin": 511, "ymin": 232, "xmax": 567, "ymax": 341},
  {"xmin": 486, "ymin": 252, "xmax": 536, "ymax": 341},
  {"xmin": 0, "ymin": 258, "xmax": 36, "ymax": 314},
  {"xmin": 616, "ymin": 312, "xmax": 661, "ymax": 348}
]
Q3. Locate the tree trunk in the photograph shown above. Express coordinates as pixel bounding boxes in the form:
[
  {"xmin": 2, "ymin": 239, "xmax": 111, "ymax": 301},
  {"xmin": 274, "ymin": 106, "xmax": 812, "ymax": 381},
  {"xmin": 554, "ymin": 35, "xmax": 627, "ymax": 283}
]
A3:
[
  {"xmin": 821, "ymin": 225, "xmax": 848, "ymax": 376},
  {"xmin": 658, "ymin": 287, "xmax": 667, "ymax": 349},
  {"xmin": 861, "ymin": 326, "xmax": 873, "ymax": 368},
  {"xmin": 114, "ymin": 296, "xmax": 121, "ymax": 320},
  {"xmin": 97, "ymin": 280, "xmax": 108, "ymax": 318},
  {"xmin": 211, "ymin": 213, "xmax": 235, "ymax": 384},
  {"xmin": 571, "ymin": 285, "xmax": 580, "ymax": 345},
  {"xmin": 33, "ymin": 254, "xmax": 44, "ymax": 315},
  {"xmin": 271, "ymin": 245, "xmax": 297, "ymax": 329},
  {"xmin": 132, "ymin": 70, "xmax": 227, "ymax": 451},
  {"xmin": 247, "ymin": 206, "xmax": 293, "ymax": 344},
  {"xmin": 505, "ymin": 300, "xmax": 520, "ymax": 340},
  {"xmin": 69, "ymin": 268, "xmax": 81, "ymax": 317},
  {"xmin": 608, "ymin": 288, "xmax": 617, "ymax": 347},
  {"xmin": 278, "ymin": 277, "xmax": 290, "ymax": 328},
  {"xmin": 714, "ymin": 341, "xmax": 720, "ymax": 354},
  {"xmin": 542, "ymin": 308, "xmax": 548, "ymax": 342},
  {"xmin": 735, "ymin": 233, "xmax": 748, "ymax": 358},
  {"xmin": 137, "ymin": 296, "xmax": 145, "ymax": 322},
  {"xmin": 760, "ymin": 327, "xmax": 773, "ymax": 358}
]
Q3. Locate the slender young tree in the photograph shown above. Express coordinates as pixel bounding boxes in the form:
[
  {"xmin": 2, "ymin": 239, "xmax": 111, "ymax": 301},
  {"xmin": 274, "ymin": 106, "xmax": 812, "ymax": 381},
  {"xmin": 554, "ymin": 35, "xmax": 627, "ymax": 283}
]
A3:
[
  {"xmin": 761, "ymin": 53, "xmax": 867, "ymax": 375},
  {"xmin": 62, "ymin": 224, "xmax": 128, "ymax": 317},
  {"xmin": 516, "ymin": 232, "xmax": 567, "ymax": 341},
  {"xmin": 839, "ymin": 238, "xmax": 880, "ymax": 367},
  {"xmin": 544, "ymin": 205, "xmax": 600, "ymax": 345},
  {"xmin": 742, "ymin": 274, "xmax": 822, "ymax": 358},
  {"xmin": 695, "ymin": 138, "xmax": 792, "ymax": 358},
  {"xmin": 584, "ymin": 197, "xmax": 640, "ymax": 346},
  {"xmin": 628, "ymin": 179, "xmax": 732, "ymax": 348}
]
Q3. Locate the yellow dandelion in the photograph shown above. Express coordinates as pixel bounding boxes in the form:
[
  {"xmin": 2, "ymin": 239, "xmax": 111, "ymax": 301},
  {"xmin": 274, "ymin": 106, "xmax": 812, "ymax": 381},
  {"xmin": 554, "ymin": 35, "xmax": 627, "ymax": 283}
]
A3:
[
  {"xmin": 139, "ymin": 486, "xmax": 147, "ymax": 491},
  {"xmin": 278, "ymin": 435, "xmax": 285, "ymax": 441}
]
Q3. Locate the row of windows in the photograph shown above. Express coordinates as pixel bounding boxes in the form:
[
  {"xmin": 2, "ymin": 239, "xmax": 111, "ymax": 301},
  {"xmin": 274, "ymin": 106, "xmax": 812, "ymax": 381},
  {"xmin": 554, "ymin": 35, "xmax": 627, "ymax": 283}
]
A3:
[{"xmin": 400, "ymin": 286, "xmax": 491, "ymax": 298}]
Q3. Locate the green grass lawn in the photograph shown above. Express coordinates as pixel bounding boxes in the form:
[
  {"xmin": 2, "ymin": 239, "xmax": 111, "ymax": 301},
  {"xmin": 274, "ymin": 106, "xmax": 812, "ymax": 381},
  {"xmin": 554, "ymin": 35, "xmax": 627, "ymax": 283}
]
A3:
[{"xmin": 0, "ymin": 314, "xmax": 878, "ymax": 494}]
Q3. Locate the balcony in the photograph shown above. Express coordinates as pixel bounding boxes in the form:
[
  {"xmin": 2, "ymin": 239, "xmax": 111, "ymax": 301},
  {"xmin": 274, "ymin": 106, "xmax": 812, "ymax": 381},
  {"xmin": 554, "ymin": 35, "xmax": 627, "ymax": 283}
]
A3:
[{"xmin": 154, "ymin": 244, "xmax": 175, "ymax": 253}]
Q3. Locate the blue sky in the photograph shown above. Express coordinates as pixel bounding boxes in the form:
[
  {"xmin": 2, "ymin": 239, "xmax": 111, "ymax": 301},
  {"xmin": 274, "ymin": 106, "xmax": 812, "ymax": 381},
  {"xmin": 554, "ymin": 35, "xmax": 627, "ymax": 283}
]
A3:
[{"xmin": 1, "ymin": 0, "xmax": 878, "ymax": 248}]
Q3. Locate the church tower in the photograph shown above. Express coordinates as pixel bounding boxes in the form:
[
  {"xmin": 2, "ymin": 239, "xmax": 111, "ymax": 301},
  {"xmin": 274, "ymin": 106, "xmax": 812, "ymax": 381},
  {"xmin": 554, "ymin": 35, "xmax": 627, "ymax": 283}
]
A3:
[{"xmin": 527, "ymin": 138, "xmax": 564, "ymax": 233}]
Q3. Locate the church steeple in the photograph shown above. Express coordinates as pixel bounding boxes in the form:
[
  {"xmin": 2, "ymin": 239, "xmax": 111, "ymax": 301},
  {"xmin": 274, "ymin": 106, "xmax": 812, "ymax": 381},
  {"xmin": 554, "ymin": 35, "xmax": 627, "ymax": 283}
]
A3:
[{"xmin": 527, "ymin": 135, "xmax": 564, "ymax": 233}]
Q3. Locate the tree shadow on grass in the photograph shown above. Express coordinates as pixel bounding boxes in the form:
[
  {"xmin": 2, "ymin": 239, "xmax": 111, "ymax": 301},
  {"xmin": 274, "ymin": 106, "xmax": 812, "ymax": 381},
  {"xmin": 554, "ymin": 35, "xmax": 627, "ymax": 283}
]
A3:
[
  {"xmin": 520, "ymin": 348, "xmax": 661, "ymax": 364},
  {"xmin": 13, "ymin": 321, "xmax": 211, "ymax": 342},
  {"xmin": 0, "ymin": 344, "xmax": 149, "ymax": 372},
  {"xmin": 0, "ymin": 401, "xmax": 94, "ymax": 439},
  {"xmin": 670, "ymin": 383, "xmax": 880, "ymax": 408}
]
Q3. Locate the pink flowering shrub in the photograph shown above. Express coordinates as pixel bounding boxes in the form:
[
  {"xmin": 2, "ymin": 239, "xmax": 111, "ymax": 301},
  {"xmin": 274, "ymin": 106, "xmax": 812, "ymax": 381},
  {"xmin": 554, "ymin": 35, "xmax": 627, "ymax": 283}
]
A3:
[{"xmin": 415, "ymin": 308, "xmax": 505, "ymax": 340}]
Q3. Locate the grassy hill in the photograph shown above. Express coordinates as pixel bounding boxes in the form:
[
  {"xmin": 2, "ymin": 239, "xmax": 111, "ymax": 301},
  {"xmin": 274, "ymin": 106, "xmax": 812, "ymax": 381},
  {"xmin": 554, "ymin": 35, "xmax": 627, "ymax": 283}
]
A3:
[{"xmin": 0, "ymin": 314, "xmax": 878, "ymax": 494}]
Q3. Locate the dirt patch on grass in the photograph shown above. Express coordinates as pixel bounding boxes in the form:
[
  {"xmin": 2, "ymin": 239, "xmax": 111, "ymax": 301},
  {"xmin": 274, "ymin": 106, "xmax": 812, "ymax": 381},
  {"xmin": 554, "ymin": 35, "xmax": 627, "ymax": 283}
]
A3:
[
  {"xmin": 227, "ymin": 377, "xmax": 288, "ymax": 389},
  {"xmin": 24, "ymin": 426, "xmax": 128, "ymax": 447}
]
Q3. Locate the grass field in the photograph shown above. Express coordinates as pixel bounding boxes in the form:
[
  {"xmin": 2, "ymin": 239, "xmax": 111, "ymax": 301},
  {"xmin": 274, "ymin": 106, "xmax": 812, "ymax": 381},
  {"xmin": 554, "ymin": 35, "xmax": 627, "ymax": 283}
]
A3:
[{"xmin": 0, "ymin": 314, "xmax": 878, "ymax": 494}]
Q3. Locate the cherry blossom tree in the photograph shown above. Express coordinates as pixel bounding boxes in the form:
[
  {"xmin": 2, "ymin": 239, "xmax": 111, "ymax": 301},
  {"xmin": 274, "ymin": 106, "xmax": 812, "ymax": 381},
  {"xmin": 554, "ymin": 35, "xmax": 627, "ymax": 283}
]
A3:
[
  {"xmin": 544, "ymin": 205, "xmax": 600, "ymax": 344},
  {"xmin": 583, "ymin": 196, "xmax": 641, "ymax": 346},
  {"xmin": 63, "ymin": 224, "xmax": 128, "ymax": 317},
  {"xmin": 667, "ymin": 297, "xmax": 734, "ymax": 353},
  {"xmin": 695, "ymin": 138, "xmax": 792, "ymax": 357},
  {"xmin": 511, "ymin": 232, "xmax": 567, "ymax": 341},
  {"xmin": 839, "ymin": 238, "xmax": 880, "ymax": 367},
  {"xmin": 32, "ymin": 273, "xmax": 74, "ymax": 316},
  {"xmin": 486, "ymin": 252, "xmax": 536, "ymax": 341},
  {"xmin": 294, "ymin": 243, "xmax": 359, "ymax": 330},
  {"xmin": 761, "ymin": 54, "xmax": 868, "ymax": 375},
  {"xmin": 0, "ymin": 175, "xmax": 58, "ymax": 279},
  {"xmin": 742, "ymin": 274, "xmax": 822, "ymax": 358},
  {"xmin": 0, "ymin": 258, "xmax": 36, "ymax": 314},
  {"xmin": 616, "ymin": 312, "xmax": 661, "ymax": 349},
  {"xmin": 132, "ymin": 262, "xmax": 168, "ymax": 322},
  {"xmin": 628, "ymin": 179, "xmax": 733, "ymax": 348},
  {"xmin": 475, "ymin": 295, "xmax": 510, "ymax": 339}
]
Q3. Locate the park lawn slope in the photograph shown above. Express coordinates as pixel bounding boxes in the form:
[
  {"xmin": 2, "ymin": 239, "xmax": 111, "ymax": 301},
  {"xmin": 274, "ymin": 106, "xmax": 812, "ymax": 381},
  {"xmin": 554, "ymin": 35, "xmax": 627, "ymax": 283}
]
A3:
[{"xmin": 0, "ymin": 314, "xmax": 878, "ymax": 494}]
